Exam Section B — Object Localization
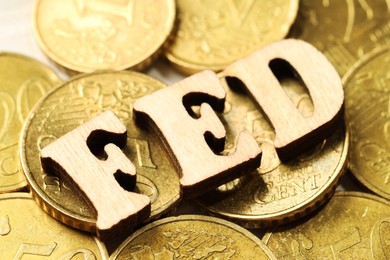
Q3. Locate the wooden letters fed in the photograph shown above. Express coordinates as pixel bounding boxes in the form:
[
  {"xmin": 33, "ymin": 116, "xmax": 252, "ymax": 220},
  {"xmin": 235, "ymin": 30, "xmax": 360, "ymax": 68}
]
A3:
[{"xmin": 40, "ymin": 39, "xmax": 344, "ymax": 238}]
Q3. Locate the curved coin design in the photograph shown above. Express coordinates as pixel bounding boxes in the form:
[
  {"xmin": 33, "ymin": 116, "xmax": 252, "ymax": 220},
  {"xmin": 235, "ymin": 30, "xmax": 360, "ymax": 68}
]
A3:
[
  {"xmin": 0, "ymin": 53, "xmax": 60, "ymax": 193},
  {"xmin": 20, "ymin": 71, "xmax": 180, "ymax": 232},
  {"xmin": 290, "ymin": 0, "xmax": 390, "ymax": 76},
  {"xmin": 110, "ymin": 215, "xmax": 277, "ymax": 259},
  {"xmin": 0, "ymin": 193, "xmax": 108, "ymax": 259},
  {"xmin": 34, "ymin": 0, "xmax": 176, "ymax": 73},
  {"xmin": 343, "ymin": 46, "xmax": 390, "ymax": 200},
  {"xmin": 196, "ymin": 76, "xmax": 348, "ymax": 227},
  {"xmin": 166, "ymin": 0, "xmax": 298, "ymax": 74},
  {"xmin": 263, "ymin": 192, "xmax": 390, "ymax": 259}
]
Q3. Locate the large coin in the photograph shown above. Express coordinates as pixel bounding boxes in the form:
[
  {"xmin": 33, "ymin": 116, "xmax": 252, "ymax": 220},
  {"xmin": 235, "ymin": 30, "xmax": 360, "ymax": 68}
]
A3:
[
  {"xmin": 20, "ymin": 71, "xmax": 180, "ymax": 233},
  {"xmin": 0, "ymin": 193, "xmax": 108, "ymax": 259},
  {"xmin": 0, "ymin": 53, "xmax": 60, "ymax": 193},
  {"xmin": 166, "ymin": 0, "xmax": 298, "ymax": 74},
  {"xmin": 343, "ymin": 46, "xmax": 390, "ymax": 200},
  {"xmin": 290, "ymin": 0, "xmax": 390, "ymax": 76},
  {"xmin": 263, "ymin": 192, "xmax": 390, "ymax": 259},
  {"xmin": 196, "ymin": 75, "xmax": 348, "ymax": 227},
  {"xmin": 34, "ymin": 0, "xmax": 176, "ymax": 74},
  {"xmin": 110, "ymin": 215, "xmax": 276, "ymax": 259}
]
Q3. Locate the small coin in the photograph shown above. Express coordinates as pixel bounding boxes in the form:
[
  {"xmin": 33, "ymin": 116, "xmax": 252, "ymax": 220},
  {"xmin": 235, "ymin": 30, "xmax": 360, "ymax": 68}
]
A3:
[
  {"xmin": 263, "ymin": 191, "xmax": 390, "ymax": 259},
  {"xmin": 289, "ymin": 0, "xmax": 390, "ymax": 76},
  {"xmin": 0, "ymin": 52, "xmax": 60, "ymax": 194},
  {"xmin": 0, "ymin": 192, "xmax": 108, "ymax": 259},
  {"xmin": 166, "ymin": 0, "xmax": 298, "ymax": 74},
  {"xmin": 34, "ymin": 0, "xmax": 176, "ymax": 74},
  {"xmin": 343, "ymin": 46, "xmax": 390, "ymax": 200},
  {"xmin": 20, "ymin": 71, "xmax": 180, "ymax": 233},
  {"xmin": 196, "ymin": 75, "xmax": 348, "ymax": 227},
  {"xmin": 110, "ymin": 215, "xmax": 277, "ymax": 259}
]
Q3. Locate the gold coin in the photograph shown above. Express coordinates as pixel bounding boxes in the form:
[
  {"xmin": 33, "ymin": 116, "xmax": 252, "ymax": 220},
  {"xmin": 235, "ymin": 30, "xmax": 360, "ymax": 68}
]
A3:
[
  {"xmin": 34, "ymin": 0, "xmax": 176, "ymax": 74},
  {"xmin": 0, "ymin": 52, "xmax": 60, "ymax": 194},
  {"xmin": 290, "ymin": 0, "xmax": 390, "ymax": 76},
  {"xmin": 20, "ymin": 71, "xmax": 180, "ymax": 232},
  {"xmin": 166, "ymin": 0, "xmax": 298, "ymax": 74},
  {"xmin": 110, "ymin": 215, "xmax": 277, "ymax": 259},
  {"xmin": 0, "ymin": 192, "xmax": 108, "ymax": 259},
  {"xmin": 196, "ymin": 75, "xmax": 348, "ymax": 227},
  {"xmin": 343, "ymin": 46, "xmax": 390, "ymax": 200},
  {"xmin": 263, "ymin": 191, "xmax": 390, "ymax": 258}
]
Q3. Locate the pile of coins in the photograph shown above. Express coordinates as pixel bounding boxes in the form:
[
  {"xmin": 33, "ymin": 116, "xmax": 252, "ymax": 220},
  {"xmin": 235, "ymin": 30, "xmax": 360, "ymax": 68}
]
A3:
[{"xmin": 1, "ymin": 1, "xmax": 389, "ymax": 259}]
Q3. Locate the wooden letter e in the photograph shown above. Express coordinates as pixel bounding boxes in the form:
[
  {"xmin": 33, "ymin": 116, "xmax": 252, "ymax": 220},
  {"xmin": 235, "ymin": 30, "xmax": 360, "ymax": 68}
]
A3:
[
  {"xmin": 40, "ymin": 111, "xmax": 150, "ymax": 241},
  {"xmin": 133, "ymin": 70, "xmax": 262, "ymax": 199}
]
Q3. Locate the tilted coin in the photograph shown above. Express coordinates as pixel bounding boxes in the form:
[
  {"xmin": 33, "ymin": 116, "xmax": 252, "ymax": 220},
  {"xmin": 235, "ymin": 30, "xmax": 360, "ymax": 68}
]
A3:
[
  {"xmin": 0, "ymin": 52, "xmax": 60, "ymax": 193},
  {"xmin": 34, "ymin": 0, "xmax": 176, "ymax": 74},
  {"xmin": 110, "ymin": 215, "xmax": 277, "ymax": 259},
  {"xmin": 20, "ymin": 71, "xmax": 180, "ymax": 233},
  {"xmin": 166, "ymin": 0, "xmax": 298, "ymax": 74},
  {"xmin": 343, "ymin": 46, "xmax": 390, "ymax": 200},
  {"xmin": 263, "ymin": 192, "xmax": 390, "ymax": 259},
  {"xmin": 290, "ymin": 0, "xmax": 390, "ymax": 76},
  {"xmin": 0, "ymin": 193, "xmax": 108, "ymax": 259},
  {"xmin": 196, "ymin": 75, "xmax": 348, "ymax": 227}
]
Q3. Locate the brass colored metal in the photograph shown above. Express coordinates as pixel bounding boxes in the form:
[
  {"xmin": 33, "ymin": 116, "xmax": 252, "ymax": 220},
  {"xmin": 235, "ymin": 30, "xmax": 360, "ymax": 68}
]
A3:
[
  {"xmin": 110, "ymin": 215, "xmax": 277, "ymax": 259},
  {"xmin": 166, "ymin": 0, "xmax": 298, "ymax": 74},
  {"xmin": 0, "ymin": 193, "xmax": 108, "ymax": 259},
  {"xmin": 263, "ymin": 192, "xmax": 390, "ymax": 258},
  {"xmin": 290, "ymin": 0, "xmax": 390, "ymax": 76},
  {"xmin": 0, "ymin": 53, "xmax": 60, "ymax": 194},
  {"xmin": 33, "ymin": 0, "xmax": 176, "ymax": 74},
  {"xmin": 196, "ymin": 76, "xmax": 348, "ymax": 227},
  {"xmin": 343, "ymin": 46, "xmax": 390, "ymax": 200},
  {"xmin": 20, "ymin": 71, "xmax": 180, "ymax": 232}
]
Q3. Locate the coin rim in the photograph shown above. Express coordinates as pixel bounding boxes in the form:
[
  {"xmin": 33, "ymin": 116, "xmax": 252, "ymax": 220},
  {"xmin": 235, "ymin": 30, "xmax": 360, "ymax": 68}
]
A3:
[
  {"xmin": 33, "ymin": 0, "xmax": 176, "ymax": 73},
  {"xmin": 342, "ymin": 45, "xmax": 390, "ymax": 200},
  {"xmin": 109, "ymin": 214, "xmax": 277, "ymax": 259}
]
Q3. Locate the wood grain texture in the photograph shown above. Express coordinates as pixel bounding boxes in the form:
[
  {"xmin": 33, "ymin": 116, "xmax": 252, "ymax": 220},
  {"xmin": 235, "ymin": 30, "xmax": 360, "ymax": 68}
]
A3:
[
  {"xmin": 133, "ymin": 70, "xmax": 262, "ymax": 199},
  {"xmin": 40, "ymin": 110, "xmax": 150, "ymax": 241},
  {"xmin": 223, "ymin": 39, "xmax": 344, "ymax": 161}
]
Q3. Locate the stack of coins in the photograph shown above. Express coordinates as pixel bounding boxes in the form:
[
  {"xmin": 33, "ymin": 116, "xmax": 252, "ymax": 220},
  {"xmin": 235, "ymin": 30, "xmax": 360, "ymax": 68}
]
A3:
[{"xmin": 0, "ymin": 0, "xmax": 389, "ymax": 258}]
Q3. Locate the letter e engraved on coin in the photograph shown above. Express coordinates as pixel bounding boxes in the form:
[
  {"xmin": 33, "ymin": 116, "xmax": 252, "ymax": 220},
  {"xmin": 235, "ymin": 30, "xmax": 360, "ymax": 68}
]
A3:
[
  {"xmin": 133, "ymin": 70, "xmax": 262, "ymax": 198},
  {"xmin": 223, "ymin": 39, "xmax": 344, "ymax": 161},
  {"xmin": 40, "ymin": 110, "xmax": 151, "ymax": 241}
]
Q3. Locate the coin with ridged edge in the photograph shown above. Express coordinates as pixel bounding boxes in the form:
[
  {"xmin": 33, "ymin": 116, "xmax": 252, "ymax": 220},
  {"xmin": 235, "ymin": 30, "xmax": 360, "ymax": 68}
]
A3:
[
  {"xmin": 262, "ymin": 192, "xmax": 390, "ymax": 259},
  {"xmin": 0, "ymin": 52, "xmax": 61, "ymax": 194},
  {"xmin": 110, "ymin": 215, "xmax": 277, "ymax": 259},
  {"xmin": 34, "ymin": 0, "xmax": 176, "ymax": 74},
  {"xmin": 343, "ymin": 46, "xmax": 390, "ymax": 200},
  {"xmin": 196, "ymin": 74, "xmax": 348, "ymax": 227},
  {"xmin": 0, "ymin": 193, "xmax": 108, "ymax": 259},
  {"xmin": 166, "ymin": 0, "xmax": 298, "ymax": 74},
  {"xmin": 20, "ymin": 71, "xmax": 180, "ymax": 233}
]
